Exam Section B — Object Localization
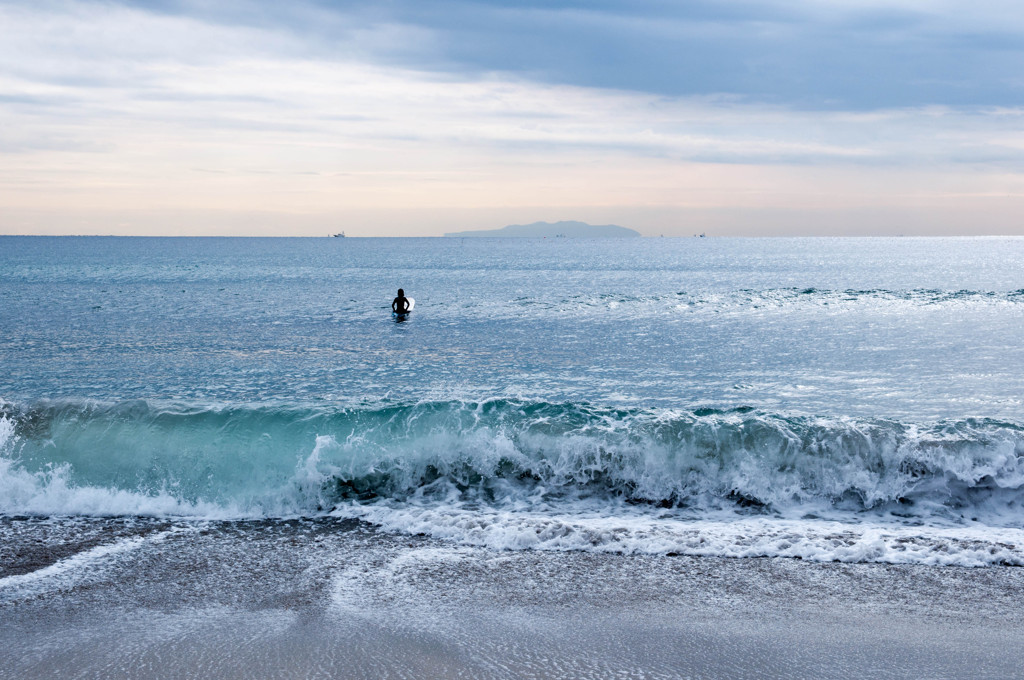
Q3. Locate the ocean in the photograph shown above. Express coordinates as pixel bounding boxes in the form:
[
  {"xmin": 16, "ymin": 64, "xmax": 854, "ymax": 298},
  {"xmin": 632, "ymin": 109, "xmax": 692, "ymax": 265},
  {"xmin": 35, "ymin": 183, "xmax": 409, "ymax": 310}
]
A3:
[{"xmin": 3, "ymin": 235, "xmax": 1024, "ymax": 677}]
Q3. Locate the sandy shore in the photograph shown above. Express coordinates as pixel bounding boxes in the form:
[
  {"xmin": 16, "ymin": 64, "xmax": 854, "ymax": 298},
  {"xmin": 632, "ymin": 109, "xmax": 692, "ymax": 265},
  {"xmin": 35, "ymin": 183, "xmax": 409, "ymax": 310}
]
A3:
[{"xmin": 2, "ymin": 517, "xmax": 1024, "ymax": 679}]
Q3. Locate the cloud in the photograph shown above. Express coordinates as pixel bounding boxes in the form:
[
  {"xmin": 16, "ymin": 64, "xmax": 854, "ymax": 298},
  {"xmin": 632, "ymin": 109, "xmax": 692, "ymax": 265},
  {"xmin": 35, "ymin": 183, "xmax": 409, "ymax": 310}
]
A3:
[
  {"xmin": 1, "ymin": 0, "xmax": 1023, "ymax": 235},
  {"xmin": 23, "ymin": 0, "xmax": 1022, "ymax": 108},
  {"xmin": 2, "ymin": 1, "xmax": 1020, "ymax": 163},
  {"xmin": 108, "ymin": 0, "xmax": 1024, "ymax": 109}
]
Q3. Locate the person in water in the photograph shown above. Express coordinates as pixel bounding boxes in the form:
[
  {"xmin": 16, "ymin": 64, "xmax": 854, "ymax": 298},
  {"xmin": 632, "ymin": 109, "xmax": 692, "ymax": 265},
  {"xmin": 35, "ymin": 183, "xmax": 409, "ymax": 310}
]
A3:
[{"xmin": 392, "ymin": 288, "xmax": 411, "ymax": 314}]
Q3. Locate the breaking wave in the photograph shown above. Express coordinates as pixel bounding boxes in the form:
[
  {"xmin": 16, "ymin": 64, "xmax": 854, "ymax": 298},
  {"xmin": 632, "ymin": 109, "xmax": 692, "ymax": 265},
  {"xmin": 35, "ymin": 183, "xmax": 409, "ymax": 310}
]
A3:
[{"xmin": 3, "ymin": 398, "xmax": 1024, "ymax": 565}]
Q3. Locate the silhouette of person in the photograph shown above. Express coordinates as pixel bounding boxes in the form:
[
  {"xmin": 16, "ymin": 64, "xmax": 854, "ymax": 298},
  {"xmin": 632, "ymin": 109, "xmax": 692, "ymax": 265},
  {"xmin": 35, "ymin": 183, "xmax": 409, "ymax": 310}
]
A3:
[{"xmin": 392, "ymin": 288, "xmax": 411, "ymax": 314}]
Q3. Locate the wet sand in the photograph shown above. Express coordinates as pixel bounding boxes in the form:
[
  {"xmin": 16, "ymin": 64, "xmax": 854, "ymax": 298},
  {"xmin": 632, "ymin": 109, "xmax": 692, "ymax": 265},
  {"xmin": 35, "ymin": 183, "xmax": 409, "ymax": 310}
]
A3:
[{"xmin": 2, "ymin": 517, "xmax": 1024, "ymax": 679}]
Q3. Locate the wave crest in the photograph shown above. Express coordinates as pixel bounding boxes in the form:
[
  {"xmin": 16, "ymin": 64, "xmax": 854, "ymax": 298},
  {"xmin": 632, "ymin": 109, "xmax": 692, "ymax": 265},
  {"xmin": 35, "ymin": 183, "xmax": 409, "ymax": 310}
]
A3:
[{"xmin": 2, "ymin": 399, "xmax": 1024, "ymax": 523}]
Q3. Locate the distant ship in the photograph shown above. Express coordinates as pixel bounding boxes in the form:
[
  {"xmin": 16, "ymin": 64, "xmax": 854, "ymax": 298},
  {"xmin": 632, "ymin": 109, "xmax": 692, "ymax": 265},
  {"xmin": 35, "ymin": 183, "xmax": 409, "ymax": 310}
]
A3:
[{"xmin": 332, "ymin": 232, "xmax": 345, "ymax": 238}]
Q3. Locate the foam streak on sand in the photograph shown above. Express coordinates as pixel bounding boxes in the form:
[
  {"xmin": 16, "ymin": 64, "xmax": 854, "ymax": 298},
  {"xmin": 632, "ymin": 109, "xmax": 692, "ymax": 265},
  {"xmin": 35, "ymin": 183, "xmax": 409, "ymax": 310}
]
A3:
[
  {"xmin": 0, "ymin": 526, "xmax": 186, "ymax": 603},
  {"xmin": 335, "ymin": 504, "xmax": 1024, "ymax": 567}
]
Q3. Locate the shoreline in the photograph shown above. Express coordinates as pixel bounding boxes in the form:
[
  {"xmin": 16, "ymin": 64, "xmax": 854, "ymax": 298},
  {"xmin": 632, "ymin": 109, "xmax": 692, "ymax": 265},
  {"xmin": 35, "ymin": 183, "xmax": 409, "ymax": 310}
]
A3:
[{"xmin": 3, "ymin": 517, "xmax": 1024, "ymax": 678}]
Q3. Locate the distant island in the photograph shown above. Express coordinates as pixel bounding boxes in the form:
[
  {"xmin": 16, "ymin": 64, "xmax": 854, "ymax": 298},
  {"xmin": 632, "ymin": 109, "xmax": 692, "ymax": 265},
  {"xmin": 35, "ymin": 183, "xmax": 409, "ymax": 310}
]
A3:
[{"xmin": 444, "ymin": 220, "xmax": 641, "ymax": 238}]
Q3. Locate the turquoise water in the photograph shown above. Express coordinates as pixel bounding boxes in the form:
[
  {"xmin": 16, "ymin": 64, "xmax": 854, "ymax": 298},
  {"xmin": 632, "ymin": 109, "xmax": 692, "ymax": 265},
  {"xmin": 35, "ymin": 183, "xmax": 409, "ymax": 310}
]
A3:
[{"xmin": 2, "ymin": 236, "xmax": 1024, "ymax": 564}]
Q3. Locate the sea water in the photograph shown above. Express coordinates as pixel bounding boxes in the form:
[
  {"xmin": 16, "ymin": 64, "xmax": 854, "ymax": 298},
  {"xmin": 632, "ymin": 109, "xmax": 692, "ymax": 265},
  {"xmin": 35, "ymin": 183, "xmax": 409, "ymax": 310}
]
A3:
[{"xmin": 2, "ymin": 235, "xmax": 1024, "ymax": 567}]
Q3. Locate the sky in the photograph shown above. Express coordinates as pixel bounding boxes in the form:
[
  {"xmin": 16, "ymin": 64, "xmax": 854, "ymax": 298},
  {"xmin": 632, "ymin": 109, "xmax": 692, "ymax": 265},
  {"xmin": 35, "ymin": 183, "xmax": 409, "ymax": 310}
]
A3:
[{"xmin": 1, "ymin": 0, "xmax": 1024, "ymax": 236}]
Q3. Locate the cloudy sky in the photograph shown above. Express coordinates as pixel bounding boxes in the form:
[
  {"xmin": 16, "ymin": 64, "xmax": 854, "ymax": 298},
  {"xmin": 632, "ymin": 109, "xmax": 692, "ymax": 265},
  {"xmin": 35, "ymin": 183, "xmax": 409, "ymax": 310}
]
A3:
[{"xmin": 2, "ymin": 0, "xmax": 1023, "ymax": 236}]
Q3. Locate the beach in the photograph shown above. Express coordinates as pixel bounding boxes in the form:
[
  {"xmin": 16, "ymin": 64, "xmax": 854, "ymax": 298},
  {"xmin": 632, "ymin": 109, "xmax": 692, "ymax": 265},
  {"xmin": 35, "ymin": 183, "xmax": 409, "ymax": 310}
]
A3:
[{"xmin": 3, "ymin": 516, "xmax": 1024, "ymax": 679}]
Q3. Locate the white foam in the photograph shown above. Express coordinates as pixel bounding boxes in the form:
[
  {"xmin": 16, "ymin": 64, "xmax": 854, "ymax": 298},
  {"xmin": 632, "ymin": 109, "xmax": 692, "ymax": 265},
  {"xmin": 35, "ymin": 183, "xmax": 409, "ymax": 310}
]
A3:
[
  {"xmin": 0, "ymin": 526, "xmax": 186, "ymax": 602},
  {"xmin": 333, "ymin": 501, "xmax": 1024, "ymax": 567},
  {"xmin": 0, "ymin": 454, "xmax": 240, "ymax": 518}
]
